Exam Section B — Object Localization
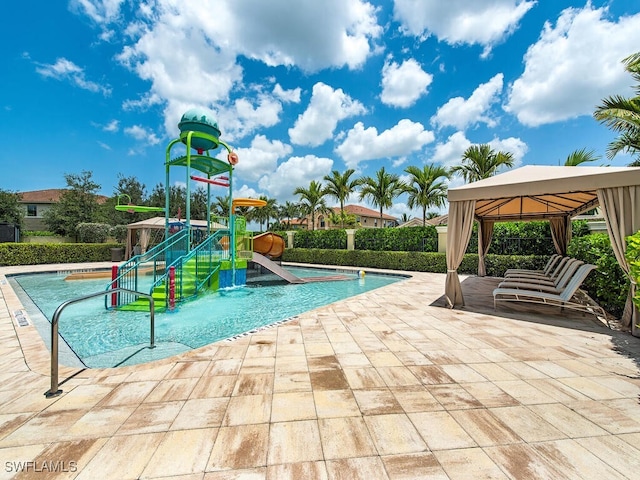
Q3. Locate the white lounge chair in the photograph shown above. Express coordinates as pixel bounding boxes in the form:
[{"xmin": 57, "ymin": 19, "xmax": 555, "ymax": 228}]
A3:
[
  {"xmin": 493, "ymin": 263, "xmax": 607, "ymax": 323},
  {"xmin": 504, "ymin": 254, "xmax": 561, "ymax": 276},
  {"xmin": 498, "ymin": 259, "xmax": 583, "ymax": 293},
  {"xmin": 504, "ymin": 255, "xmax": 571, "ymax": 281}
]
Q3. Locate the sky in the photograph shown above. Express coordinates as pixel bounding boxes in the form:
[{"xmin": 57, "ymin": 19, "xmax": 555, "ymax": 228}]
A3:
[{"xmin": 1, "ymin": 0, "xmax": 640, "ymax": 220}]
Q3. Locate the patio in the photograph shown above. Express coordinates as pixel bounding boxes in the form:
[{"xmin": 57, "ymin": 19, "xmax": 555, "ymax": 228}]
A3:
[{"xmin": 1, "ymin": 262, "xmax": 639, "ymax": 479}]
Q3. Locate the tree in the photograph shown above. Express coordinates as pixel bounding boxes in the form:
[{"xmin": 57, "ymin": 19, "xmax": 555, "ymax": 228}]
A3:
[
  {"xmin": 148, "ymin": 183, "xmax": 187, "ymax": 219},
  {"xmin": 211, "ymin": 195, "xmax": 230, "ymax": 218},
  {"xmin": 294, "ymin": 181, "xmax": 329, "ymax": 231},
  {"xmin": 323, "ymin": 169, "xmax": 360, "ymax": 228},
  {"xmin": 97, "ymin": 174, "xmax": 148, "ymax": 225},
  {"xmin": 403, "ymin": 164, "xmax": 450, "ymax": 226},
  {"xmin": 43, "ymin": 170, "xmax": 102, "ymax": 238},
  {"xmin": 278, "ymin": 201, "xmax": 301, "ymax": 229},
  {"xmin": 563, "ymin": 148, "xmax": 601, "ymax": 166},
  {"xmin": 399, "ymin": 213, "xmax": 411, "ymax": 224},
  {"xmin": 594, "ymin": 52, "xmax": 640, "ymax": 164},
  {"xmin": 0, "ymin": 189, "xmax": 24, "ymax": 229},
  {"xmin": 252, "ymin": 195, "xmax": 277, "ymax": 231},
  {"xmin": 358, "ymin": 166, "xmax": 404, "ymax": 226},
  {"xmin": 451, "ymin": 144, "xmax": 515, "ymax": 182}
]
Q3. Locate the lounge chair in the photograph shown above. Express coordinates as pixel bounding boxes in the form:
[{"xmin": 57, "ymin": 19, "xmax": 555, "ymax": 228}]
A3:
[
  {"xmin": 493, "ymin": 263, "xmax": 607, "ymax": 323},
  {"xmin": 498, "ymin": 259, "xmax": 583, "ymax": 293},
  {"xmin": 504, "ymin": 255, "xmax": 571, "ymax": 281},
  {"xmin": 504, "ymin": 254, "xmax": 561, "ymax": 276}
]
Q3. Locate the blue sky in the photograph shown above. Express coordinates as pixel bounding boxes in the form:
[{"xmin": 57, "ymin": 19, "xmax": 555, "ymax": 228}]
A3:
[{"xmin": 1, "ymin": 0, "xmax": 639, "ymax": 219}]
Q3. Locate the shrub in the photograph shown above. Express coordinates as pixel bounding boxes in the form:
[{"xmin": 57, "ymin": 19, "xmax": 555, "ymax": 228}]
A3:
[
  {"xmin": 293, "ymin": 229, "xmax": 347, "ymax": 249},
  {"xmin": 110, "ymin": 225, "xmax": 128, "ymax": 243},
  {"xmin": 22, "ymin": 231, "xmax": 56, "ymax": 237},
  {"xmin": 0, "ymin": 243, "xmax": 121, "ymax": 266},
  {"xmin": 568, "ymin": 233, "xmax": 628, "ymax": 318},
  {"xmin": 625, "ymin": 230, "xmax": 640, "ymax": 310},
  {"xmin": 354, "ymin": 226, "xmax": 437, "ymax": 252},
  {"xmin": 77, "ymin": 223, "xmax": 111, "ymax": 243}
]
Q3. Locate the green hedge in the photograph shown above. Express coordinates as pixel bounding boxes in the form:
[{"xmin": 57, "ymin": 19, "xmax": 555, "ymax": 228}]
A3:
[
  {"xmin": 282, "ymin": 248, "xmax": 548, "ymax": 277},
  {"xmin": 626, "ymin": 230, "xmax": 640, "ymax": 311},
  {"xmin": 0, "ymin": 243, "xmax": 122, "ymax": 266},
  {"xmin": 355, "ymin": 226, "xmax": 437, "ymax": 252},
  {"xmin": 567, "ymin": 233, "xmax": 628, "ymax": 318}
]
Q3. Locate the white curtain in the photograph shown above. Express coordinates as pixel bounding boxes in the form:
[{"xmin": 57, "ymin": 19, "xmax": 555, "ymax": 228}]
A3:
[
  {"xmin": 445, "ymin": 200, "xmax": 476, "ymax": 307},
  {"xmin": 477, "ymin": 219, "xmax": 494, "ymax": 277},
  {"xmin": 550, "ymin": 216, "xmax": 571, "ymax": 255},
  {"xmin": 597, "ymin": 186, "xmax": 640, "ymax": 336}
]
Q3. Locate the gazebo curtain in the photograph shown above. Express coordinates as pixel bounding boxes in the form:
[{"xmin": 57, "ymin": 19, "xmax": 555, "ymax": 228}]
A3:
[
  {"xmin": 445, "ymin": 200, "xmax": 476, "ymax": 307},
  {"xmin": 549, "ymin": 216, "xmax": 572, "ymax": 255},
  {"xmin": 597, "ymin": 186, "xmax": 640, "ymax": 336},
  {"xmin": 477, "ymin": 219, "xmax": 494, "ymax": 277}
]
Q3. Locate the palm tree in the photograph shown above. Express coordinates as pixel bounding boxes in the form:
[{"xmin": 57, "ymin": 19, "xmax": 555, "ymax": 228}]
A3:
[
  {"xmin": 278, "ymin": 201, "xmax": 300, "ymax": 228},
  {"xmin": 403, "ymin": 164, "xmax": 450, "ymax": 226},
  {"xmin": 323, "ymin": 169, "xmax": 361, "ymax": 228},
  {"xmin": 293, "ymin": 181, "xmax": 329, "ymax": 231},
  {"xmin": 594, "ymin": 52, "xmax": 640, "ymax": 164},
  {"xmin": 562, "ymin": 148, "xmax": 600, "ymax": 166},
  {"xmin": 211, "ymin": 195, "xmax": 230, "ymax": 217},
  {"xmin": 451, "ymin": 144, "xmax": 515, "ymax": 183},
  {"xmin": 399, "ymin": 213, "xmax": 411, "ymax": 224},
  {"xmin": 358, "ymin": 166, "xmax": 404, "ymax": 226}
]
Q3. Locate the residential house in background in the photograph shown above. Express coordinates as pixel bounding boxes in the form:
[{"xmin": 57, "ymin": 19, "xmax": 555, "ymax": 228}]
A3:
[
  {"xmin": 300, "ymin": 204, "xmax": 397, "ymax": 230},
  {"xmin": 18, "ymin": 189, "xmax": 65, "ymax": 231}
]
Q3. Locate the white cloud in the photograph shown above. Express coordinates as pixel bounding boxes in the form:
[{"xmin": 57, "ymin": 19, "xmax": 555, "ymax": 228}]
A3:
[
  {"xmin": 488, "ymin": 137, "xmax": 528, "ymax": 165},
  {"xmin": 432, "ymin": 74, "xmax": 504, "ymax": 130},
  {"xmin": 259, "ymin": 155, "xmax": 334, "ymax": 200},
  {"xmin": 335, "ymin": 119, "xmax": 435, "ymax": 169},
  {"xmin": 273, "ymin": 84, "xmax": 301, "ymax": 103},
  {"xmin": 233, "ymin": 135, "xmax": 293, "ymax": 183},
  {"xmin": 214, "ymin": 95, "xmax": 283, "ymax": 141},
  {"xmin": 505, "ymin": 4, "xmax": 640, "ymax": 127},
  {"xmin": 431, "ymin": 131, "xmax": 472, "ymax": 167},
  {"xmin": 35, "ymin": 58, "xmax": 111, "ymax": 95},
  {"xmin": 380, "ymin": 58, "xmax": 433, "ymax": 107},
  {"xmin": 289, "ymin": 82, "xmax": 366, "ymax": 147},
  {"xmin": 70, "ymin": 0, "xmax": 124, "ymax": 24},
  {"xmin": 124, "ymin": 125, "xmax": 161, "ymax": 145},
  {"xmin": 393, "ymin": 0, "xmax": 535, "ymax": 57},
  {"xmin": 103, "ymin": 120, "xmax": 119, "ymax": 132},
  {"xmin": 234, "ymin": 184, "xmax": 261, "ymax": 199},
  {"xmin": 97, "ymin": 141, "xmax": 112, "ymax": 150}
]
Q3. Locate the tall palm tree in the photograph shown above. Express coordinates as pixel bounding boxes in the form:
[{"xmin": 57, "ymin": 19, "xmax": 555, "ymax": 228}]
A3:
[
  {"xmin": 293, "ymin": 181, "xmax": 329, "ymax": 231},
  {"xmin": 594, "ymin": 52, "xmax": 640, "ymax": 164},
  {"xmin": 562, "ymin": 148, "xmax": 601, "ymax": 166},
  {"xmin": 278, "ymin": 201, "xmax": 300, "ymax": 228},
  {"xmin": 451, "ymin": 144, "xmax": 515, "ymax": 183},
  {"xmin": 358, "ymin": 166, "xmax": 404, "ymax": 226},
  {"xmin": 323, "ymin": 169, "xmax": 361, "ymax": 228},
  {"xmin": 403, "ymin": 164, "xmax": 450, "ymax": 226}
]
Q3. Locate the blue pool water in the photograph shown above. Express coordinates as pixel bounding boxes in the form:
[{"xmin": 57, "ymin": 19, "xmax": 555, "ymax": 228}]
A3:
[{"xmin": 12, "ymin": 267, "xmax": 404, "ymax": 368}]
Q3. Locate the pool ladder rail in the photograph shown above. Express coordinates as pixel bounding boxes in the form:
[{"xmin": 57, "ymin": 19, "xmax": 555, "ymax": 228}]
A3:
[{"xmin": 45, "ymin": 288, "xmax": 156, "ymax": 398}]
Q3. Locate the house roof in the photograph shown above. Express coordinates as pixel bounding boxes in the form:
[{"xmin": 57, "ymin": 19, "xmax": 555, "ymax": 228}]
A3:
[
  {"xmin": 447, "ymin": 165, "xmax": 640, "ymax": 221},
  {"xmin": 19, "ymin": 189, "xmax": 109, "ymax": 204},
  {"xmin": 340, "ymin": 204, "xmax": 397, "ymax": 220},
  {"xmin": 398, "ymin": 215, "xmax": 448, "ymax": 227}
]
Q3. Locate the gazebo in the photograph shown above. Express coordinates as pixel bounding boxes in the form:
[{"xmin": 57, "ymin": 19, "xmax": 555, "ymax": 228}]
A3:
[
  {"xmin": 124, "ymin": 217, "xmax": 226, "ymax": 259},
  {"xmin": 444, "ymin": 165, "xmax": 640, "ymax": 336}
]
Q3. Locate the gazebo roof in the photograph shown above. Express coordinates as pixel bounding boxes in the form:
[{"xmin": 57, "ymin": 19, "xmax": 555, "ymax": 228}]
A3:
[{"xmin": 448, "ymin": 165, "xmax": 640, "ymax": 221}]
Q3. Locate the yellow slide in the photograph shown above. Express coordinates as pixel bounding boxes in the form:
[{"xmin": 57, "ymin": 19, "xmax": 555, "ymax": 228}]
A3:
[{"xmin": 253, "ymin": 232, "xmax": 285, "ymax": 258}]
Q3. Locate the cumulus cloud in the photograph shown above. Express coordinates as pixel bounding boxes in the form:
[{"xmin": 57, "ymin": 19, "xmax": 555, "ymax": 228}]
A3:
[
  {"xmin": 35, "ymin": 58, "xmax": 111, "ymax": 95},
  {"xmin": 124, "ymin": 124, "xmax": 161, "ymax": 145},
  {"xmin": 70, "ymin": 0, "xmax": 124, "ymax": 24},
  {"xmin": 432, "ymin": 74, "xmax": 504, "ymax": 130},
  {"xmin": 335, "ymin": 119, "xmax": 435, "ymax": 169},
  {"xmin": 380, "ymin": 58, "xmax": 433, "ymax": 107},
  {"xmin": 289, "ymin": 82, "xmax": 366, "ymax": 147},
  {"xmin": 431, "ymin": 131, "xmax": 473, "ymax": 167},
  {"xmin": 488, "ymin": 137, "xmax": 528, "ymax": 165},
  {"xmin": 259, "ymin": 155, "xmax": 334, "ymax": 200},
  {"xmin": 393, "ymin": 0, "xmax": 535, "ymax": 57},
  {"xmin": 273, "ymin": 84, "xmax": 301, "ymax": 103},
  {"xmin": 233, "ymin": 135, "xmax": 293, "ymax": 183},
  {"xmin": 214, "ymin": 95, "xmax": 283, "ymax": 141},
  {"xmin": 505, "ymin": 4, "xmax": 640, "ymax": 126}
]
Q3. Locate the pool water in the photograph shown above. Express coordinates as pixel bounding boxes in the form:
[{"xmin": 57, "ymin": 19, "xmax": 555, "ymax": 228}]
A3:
[{"xmin": 12, "ymin": 267, "xmax": 403, "ymax": 368}]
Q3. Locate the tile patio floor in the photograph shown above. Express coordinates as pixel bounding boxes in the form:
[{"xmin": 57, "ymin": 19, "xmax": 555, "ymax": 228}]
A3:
[{"xmin": 0, "ymin": 262, "xmax": 639, "ymax": 479}]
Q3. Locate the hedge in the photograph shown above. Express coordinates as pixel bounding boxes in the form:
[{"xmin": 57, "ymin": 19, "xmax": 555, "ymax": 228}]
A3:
[
  {"xmin": 282, "ymin": 248, "xmax": 548, "ymax": 277},
  {"xmin": 568, "ymin": 233, "xmax": 628, "ymax": 318},
  {"xmin": 626, "ymin": 230, "xmax": 640, "ymax": 311},
  {"xmin": 355, "ymin": 226, "xmax": 437, "ymax": 252},
  {"xmin": 0, "ymin": 243, "xmax": 122, "ymax": 266}
]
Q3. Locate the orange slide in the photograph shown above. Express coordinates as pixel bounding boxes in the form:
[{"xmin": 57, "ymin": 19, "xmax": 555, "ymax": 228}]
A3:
[{"xmin": 253, "ymin": 232, "xmax": 285, "ymax": 258}]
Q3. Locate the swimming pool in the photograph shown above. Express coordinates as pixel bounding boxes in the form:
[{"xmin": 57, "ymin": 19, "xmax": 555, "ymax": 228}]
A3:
[{"xmin": 11, "ymin": 266, "xmax": 404, "ymax": 368}]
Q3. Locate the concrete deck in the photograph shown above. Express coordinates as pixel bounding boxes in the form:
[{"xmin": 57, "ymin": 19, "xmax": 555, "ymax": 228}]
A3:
[{"xmin": 1, "ymin": 262, "xmax": 639, "ymax": 479}]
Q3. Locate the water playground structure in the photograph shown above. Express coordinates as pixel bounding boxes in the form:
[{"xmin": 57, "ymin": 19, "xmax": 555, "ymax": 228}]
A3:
[{"xmin": 105, "ymin": 108, "xmax": 289, "ymax": 312}]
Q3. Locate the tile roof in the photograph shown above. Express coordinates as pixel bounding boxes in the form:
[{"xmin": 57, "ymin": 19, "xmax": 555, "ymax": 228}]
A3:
[
  {"xmin": 19, "ymin": 189, "xmax": 109, "ymax": 204},
  {"xmin": 338, "ymin": 204, "xmax": 397, "ymax": 220}
]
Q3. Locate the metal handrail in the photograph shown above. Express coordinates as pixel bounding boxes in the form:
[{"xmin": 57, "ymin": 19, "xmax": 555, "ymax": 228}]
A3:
[{"xmin": 45, "ymin": 288, "xmax": 155, "ymax": 398}]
